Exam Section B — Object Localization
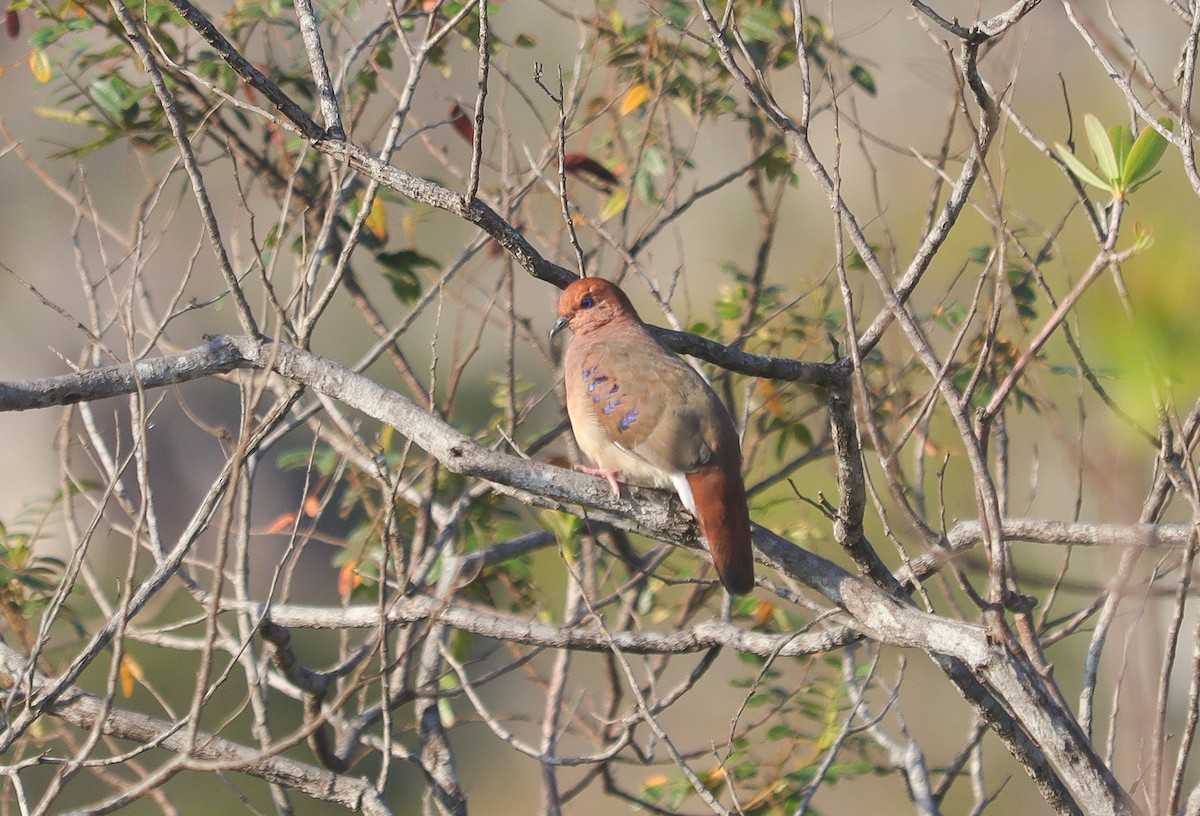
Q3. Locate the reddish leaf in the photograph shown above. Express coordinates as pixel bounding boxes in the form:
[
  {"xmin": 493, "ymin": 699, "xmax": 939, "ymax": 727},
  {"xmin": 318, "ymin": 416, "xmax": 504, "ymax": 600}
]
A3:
[
  {"xmin": 564, "ymin": 153, "xmax": 618, "ymax": 188},
  {"xmin": 266, "ymin": 122, "xmax": 284, "ymax": 151},
  {"xmin": 263, "ymin": 512, "xmax": 298, "ymax": 534},
  {"xmin": 5, "ymin": 8, "xmax": 19, "ymax": 39},
  {"xmin": 448, "ymin": 103, "xmax": 473, "ymax": 142}
]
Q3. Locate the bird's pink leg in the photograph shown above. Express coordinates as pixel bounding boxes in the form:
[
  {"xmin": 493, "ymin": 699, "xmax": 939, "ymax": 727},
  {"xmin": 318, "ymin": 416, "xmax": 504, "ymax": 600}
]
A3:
[{"xmin": 574, "ymin": 464, "xmax": 622, "ymax": 497}]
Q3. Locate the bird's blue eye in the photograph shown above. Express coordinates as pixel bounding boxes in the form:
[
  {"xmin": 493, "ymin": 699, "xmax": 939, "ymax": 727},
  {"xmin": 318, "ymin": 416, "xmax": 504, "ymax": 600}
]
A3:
[{"xmin": 580, "ymin": 294, "xmax": 595, "ymax": 309}]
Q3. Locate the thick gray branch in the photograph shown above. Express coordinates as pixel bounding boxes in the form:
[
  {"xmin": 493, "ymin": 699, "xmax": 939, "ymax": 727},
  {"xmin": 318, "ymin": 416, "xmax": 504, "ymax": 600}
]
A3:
[
  {"xmin": 238, "ymin": 598, "xmax": 856, "ymax": 656},
  {"xmin": 0, "ymin": 339, "xmax": 243, "ymax": 412},
  {"xmin": 948, "ymin": 518, "xmax": 1193, "ymax": 551}
]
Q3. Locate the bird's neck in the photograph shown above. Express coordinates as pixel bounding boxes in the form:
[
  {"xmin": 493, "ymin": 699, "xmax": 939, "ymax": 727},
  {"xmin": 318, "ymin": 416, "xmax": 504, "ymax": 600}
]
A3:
[{"xmin": 573, "ymin": 314, "xmax": 648, "ymax": 344}]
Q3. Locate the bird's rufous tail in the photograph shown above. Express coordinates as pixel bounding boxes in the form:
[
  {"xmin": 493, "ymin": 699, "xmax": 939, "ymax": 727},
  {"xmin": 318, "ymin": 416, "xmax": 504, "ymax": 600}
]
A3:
[{"xmin": 686, "ymin": 463, "xmax": 755, "ymax": 595}]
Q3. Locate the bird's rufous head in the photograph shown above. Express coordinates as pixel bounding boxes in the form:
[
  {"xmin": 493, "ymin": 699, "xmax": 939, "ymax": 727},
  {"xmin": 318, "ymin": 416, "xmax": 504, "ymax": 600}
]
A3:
[{"xmin": 550, "ymin": 278, "xmax": 640, "ymax": 340}]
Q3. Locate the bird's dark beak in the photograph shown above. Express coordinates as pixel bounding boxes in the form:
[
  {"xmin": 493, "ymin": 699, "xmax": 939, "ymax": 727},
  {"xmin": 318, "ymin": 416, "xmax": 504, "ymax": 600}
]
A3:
[{"xmin": 550, "ymin": 315, "xmax": 570, "ymax": 341}]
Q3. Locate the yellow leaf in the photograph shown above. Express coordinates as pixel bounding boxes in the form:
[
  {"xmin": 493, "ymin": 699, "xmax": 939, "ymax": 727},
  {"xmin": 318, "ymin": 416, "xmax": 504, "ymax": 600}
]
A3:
[
  {"xmin": 29, "ymin": 49, "xmax": 51, "ymax": 83},
  {"xmin": 599, "ymin": 188, "xmax": 628, "ymax": 222},
  {"xmin": 755, "ymin": 380, "xmax": 790, "ymax": 420},
  {"xmin": 753, "ymin": 600, "xmax": 774, "ymax": 627},
  {"xmin": 619, "ymin": 83, "xmax": 650, "ymax": 116},
  {"xmin": 700, "ymin": 766, "xmax": 727, "ymax": 791},
  {"xmin": 339, "ymin": 559, "xmax": 361, "ymax": 596},
  {"xmin": 119, "ymin": 674, "xmax": 132, "ymax": 698},
  {"xmin": 365, "ymin": 196, "xmax": 387, "ymax": 242},
  {"xmin": 119, "ymin": 654, "xmax": 144, "ymax": 698},
  {"xmin": 35, "ymin": 106, "xmax": 95, "ymax": 125}
]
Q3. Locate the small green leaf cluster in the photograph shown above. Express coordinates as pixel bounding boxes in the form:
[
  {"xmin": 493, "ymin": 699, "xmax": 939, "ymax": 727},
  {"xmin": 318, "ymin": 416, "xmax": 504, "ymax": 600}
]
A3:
[
  {"xmin": 597, "ymin": 3, "xmax": 875, "ymax": 220},
  {"xmin": 0, "ymin": 523, "xmax": 66, "ymax": 617},
  {"xmin": 0, "ymin": 488, "xmax": 81, "ymax": 628},
  {"xmin": 1054, "ymin": 114, "xmax": 1173, "ymax": 198}
]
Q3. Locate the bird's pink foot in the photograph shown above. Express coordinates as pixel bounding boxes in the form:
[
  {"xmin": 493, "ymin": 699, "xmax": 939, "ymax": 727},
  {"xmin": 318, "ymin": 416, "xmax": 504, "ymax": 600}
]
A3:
[{"xmin": 575, "ymin": 464, "xmax": 622, "ymax": 497}]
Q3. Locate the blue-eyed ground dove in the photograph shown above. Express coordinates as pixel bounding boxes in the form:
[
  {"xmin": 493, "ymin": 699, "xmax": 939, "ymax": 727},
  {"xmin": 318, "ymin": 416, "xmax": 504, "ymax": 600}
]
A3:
[{"xmin": 550, "ymin": 278, "xmax": 756, "ymax": 595}]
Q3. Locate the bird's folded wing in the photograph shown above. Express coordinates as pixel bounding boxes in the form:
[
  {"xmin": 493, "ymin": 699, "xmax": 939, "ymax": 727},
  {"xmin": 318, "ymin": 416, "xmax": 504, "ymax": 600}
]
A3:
[{"xmin": 575, "ymin": 337, "xmax": 721, "ymax": 475}]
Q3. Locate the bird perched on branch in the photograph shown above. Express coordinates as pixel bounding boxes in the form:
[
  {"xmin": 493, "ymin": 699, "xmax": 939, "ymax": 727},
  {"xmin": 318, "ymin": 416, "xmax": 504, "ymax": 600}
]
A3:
[{"xmin": 550, "ymin": 278, "xmax": 755, "ymax": 595}]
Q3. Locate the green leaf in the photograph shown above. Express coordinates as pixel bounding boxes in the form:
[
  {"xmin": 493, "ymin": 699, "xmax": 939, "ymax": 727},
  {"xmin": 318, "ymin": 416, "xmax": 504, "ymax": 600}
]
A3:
[
  {"xmin": 276, "ymin": 447, "xmax": 340, "ymax": 473},
  {"xmin": 1053, "ymin": 143, "xmax": 1111, "ymax": 191},
  {"xmin": 538, "ymin": 509, "xmax": 582, "ymax": 548},
  {"xmin": 756, "ymin": 143, "xmax": 797, "ymax": 183},
  {"xmin": 632, "ymin": 167, "xmax": 658, "ymax": 204},
  {"xmin": 29, "ymin": 23, "xmax": 64, "ymax": 48},
  {"xmin": 1084, "ymin": 114, "xmax": 1118, "ymax": 184},
  {"xmin": 377, "ymin": 250, "xmax": 436, "ymax": 303},
  {"xmin": 639, "ymin": 144, "xmax": 666, "ymax": 177},
  {"xmin": 791, "ymin": 422, "xmax": 813, "ymax": 448},
  {"xmin": 966, "ymin": 245, "xmax": 991, "ymax": 264},
  {"xmin": 90, "ymin": 76, "xmax": 138, "ymax": 123},
  {"xmin": 766, "ymin": 724, "xmax": 795, "ymax": 740},
  {"xmin": 848, "ymin": 63, "xmax": 876, "ymax": 95},
  {"xmin": 1109, "ymin": 124, "xmax": 1133, "ymax": 172},
  {"xmin": 659, "ymin": 1, "xmax": 692, "ymax": 27},
  {"xmin": 29, "ymin": 17, "xmax": 91, "ymax": 48},
  {"xmin": 737, "ymin": 6, "xmax": 779, "ymax": 43},
  {"xmin": 1122, "ymin": 118, "xmax": 1172, "ymax": 192}
]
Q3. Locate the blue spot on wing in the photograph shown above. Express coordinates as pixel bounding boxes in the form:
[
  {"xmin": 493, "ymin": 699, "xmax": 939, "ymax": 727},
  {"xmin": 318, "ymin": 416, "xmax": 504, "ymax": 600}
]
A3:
[{"xmin": 582, "ymin": 367, "xmax": 631, "ymax": 422}]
